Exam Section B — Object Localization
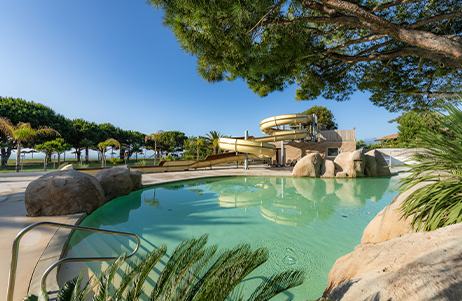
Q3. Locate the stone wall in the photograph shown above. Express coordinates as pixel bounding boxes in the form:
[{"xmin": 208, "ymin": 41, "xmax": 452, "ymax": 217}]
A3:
[
  {"xmin": 272, "ymin": 141, "xmax": 356, "ymax": 164},
  {"xmin": 375, "ymin": 148, "xmax": 425, "ymax": 166}
]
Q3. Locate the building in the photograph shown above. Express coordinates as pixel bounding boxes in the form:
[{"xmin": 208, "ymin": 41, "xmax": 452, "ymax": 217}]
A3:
[
  {"xmin": 271, "ymin": 129, "xmax": 356, "ymax": 165},
  {"xmin": 374, "ymin": 134, "xmax": 399, "ymax": 144}
]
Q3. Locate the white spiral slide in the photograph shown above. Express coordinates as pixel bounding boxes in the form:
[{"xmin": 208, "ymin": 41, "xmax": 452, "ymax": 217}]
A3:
[{"xmin": 218, "ymin": 114, "xmax": 315, "ymax": 158}]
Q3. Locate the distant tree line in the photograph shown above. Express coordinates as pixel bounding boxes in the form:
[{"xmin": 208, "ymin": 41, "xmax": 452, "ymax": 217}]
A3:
[
  {"xmin": 0, "ymin": 97, "xmax": 227, "ymax": 170},
  {"xmin": 359, "ymin": 110, "xmax": 451, "ymax": 149}
]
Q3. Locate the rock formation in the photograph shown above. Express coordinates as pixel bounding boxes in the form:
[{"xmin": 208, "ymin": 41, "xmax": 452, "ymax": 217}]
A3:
[
  {"xmin": 95, "ymin": 166, "xmax": 134, "ymax": 201},
  {"xmin": 292, "ymin": 152, "xmax": 322, "ymax": 177},
  {"xmin": 365, "ymin": 149, "xmax": 392, "ymax": 176},
  {"xmin": 129, "ymin": 168, "xmax": 143, "ymax": 190},
  {"xmin": 293, "ymin": 149, "xmax": 391, "ymax": 178},
  {"xmin": 25, "ymin": 166, "xmax": 144, "ymax": 217},
  {"xmin": 334, "ymin": 149, "xmax": 365, "ymax": 178},
  {"xmin": 320, "ymin": 160, "xmax": 335, "ymax": 178},
  {"xmin": 25, "ymin": 169, "xmax": 105, "ymax": 216},
  {"xmin": 323, "ymin": 223, "xmax": 462, "ymax": 300},
  {"xmin": 360, "ymin": 182, "xmax": 429, "ymax": 244}
]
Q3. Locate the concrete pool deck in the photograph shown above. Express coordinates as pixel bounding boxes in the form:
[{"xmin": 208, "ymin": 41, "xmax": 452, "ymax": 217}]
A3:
[{"xmin": 0, "ymin": 165, "xmax": 293, "ymax": 300}]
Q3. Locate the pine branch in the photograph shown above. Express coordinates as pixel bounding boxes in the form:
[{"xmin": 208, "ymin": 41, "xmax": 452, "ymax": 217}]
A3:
[
  {"xmin": 300, "ymin": 0, "xmax": 339, "ymax": 15},
  {"xmin": 246, "ymin": 0, "xmax": 288, "ymax": 35},
  {"xmin": 298, "ymin": 34, "xmax": 388, "ymax": 59},
  {"xmin": 411, "ymin": 91, "xmax": 462, "ymax": 98},
  {"xmin": 318, "ymin": 0, "xmax": 462, "ymax": 63},
  {"xmin": 319, "ymin": 0, "xmax": 397, "ymax": 32},
  {"xmin": 331, "ymin": 46, "xmax": 462, "ymax": 68},
  {"xmin": 372, "ymin": 0, "xmax": 426, "ymax": 12},
  {"xmin": 356, "ymin": 40, "xmax": 395, "ymax": 56},
  {"xmin": 410, "ymin": 12, "xmax": 462, "ymax": 29}
]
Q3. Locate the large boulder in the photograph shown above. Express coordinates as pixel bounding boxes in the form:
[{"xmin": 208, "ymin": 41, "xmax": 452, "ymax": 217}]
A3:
[
  {"xmin": 334, "ymin": 149, "xmax": 366, "ymax": 178},
  {"xmin": 95, "ymin": 166, "xmax": 134, "ymax": 201},
  {"xmin": 360, "ymin": 182, "xmax": 428, "ymax": 244},
  {"xmin": 364, "ymin": 152, "xmax": 377, "ymax": 177},
  {"xmin": 323, "ymin": 223, "xmax": 462, "ymax": 300},
  {"xmin": 320, "ymin": 159, "xmax": 335, "ymax": 178},
  {"xmin": 130, "ymin": 168, "xmax": 143, "ymax": 190},
  {"xmin": 292, "ymin": 152, "xmax": 322, "ymax": 177},
  {"xmin": 366, "ymin": 149, "xmax": 392, "ymax": 176},
  {"xmin": 25, "ymin": 170, "xmax": 105, "ymax": 216}
]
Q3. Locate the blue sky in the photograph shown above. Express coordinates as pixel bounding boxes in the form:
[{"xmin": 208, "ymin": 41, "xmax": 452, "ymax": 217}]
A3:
[{"xmin": 0, "ymin": 0, "xmax": 400, "ymax": 143}]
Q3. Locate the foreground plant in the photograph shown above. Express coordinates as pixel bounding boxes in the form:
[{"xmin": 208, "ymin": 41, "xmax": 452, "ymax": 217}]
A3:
[
  {"xmin": 399, "ymin": 103, "xmax": 462, "ymax": 231},
  {"xmin": 29, "ymin": 235, "xmax": 305, "ymax": 300}
]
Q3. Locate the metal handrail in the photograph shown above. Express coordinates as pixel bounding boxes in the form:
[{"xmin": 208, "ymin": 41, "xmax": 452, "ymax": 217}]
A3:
[{"xmin": 7, "ymin": 221, "xmax": 140, "ymax": 301}]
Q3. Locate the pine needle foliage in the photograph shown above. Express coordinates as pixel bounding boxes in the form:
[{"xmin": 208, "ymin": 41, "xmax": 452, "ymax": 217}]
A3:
[
  {"xmin": 29, "ymin": 234, "xmax": 305, "ymax": 301},
  {"xmin": 399, "ymin": 103, "xmax": 462, "ymax": 231}
]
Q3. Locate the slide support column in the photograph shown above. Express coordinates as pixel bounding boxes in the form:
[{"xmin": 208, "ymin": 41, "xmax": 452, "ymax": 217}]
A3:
[
  {"xmin": 281, "ymin": 140, "xmax": 285, "ymax": 167},
  {"xmin": 280, "ymin": 125, "xmax": 285, "ymax": 167},
  {"xmin": 244, "ymin": 130, "xmax": 249, "ymax": 170}
]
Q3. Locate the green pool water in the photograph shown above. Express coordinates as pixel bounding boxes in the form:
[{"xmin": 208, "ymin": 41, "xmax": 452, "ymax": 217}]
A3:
[{"xmin": 66, "ymin": 176, "xmax": 399, "ymax": 300}]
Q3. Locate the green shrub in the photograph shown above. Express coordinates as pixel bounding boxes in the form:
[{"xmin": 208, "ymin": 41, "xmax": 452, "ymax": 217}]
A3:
[
  {"xmin": 399, "ymin": 103, "xmax": 462, "ymax": 231},
  {"xmin": 134, "ymin": 160, "xmax": 147, "ymax": 166},
  {"xmin": 108, "ymin": 157, "xmax": 123, "ymax": 166},
  {"xmin": 183, "ymin": 155, "xmax": 195, "ymax": 161},
  {"xmin": 161, "ymin": 155, "xmax": 175, "ymax": 161},
  {"xmin": 73, "ymin": 163, "xmax": 89, "ymax": 169},
  {"xmin": 27, "ymin": 235, "xmax": 305, "ymax": 301}
]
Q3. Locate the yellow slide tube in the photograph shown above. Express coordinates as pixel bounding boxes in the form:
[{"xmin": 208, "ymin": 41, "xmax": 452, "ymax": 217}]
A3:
[{"xmin": 218, "ymin": 114, "xmax": 313, "ymax": 158}]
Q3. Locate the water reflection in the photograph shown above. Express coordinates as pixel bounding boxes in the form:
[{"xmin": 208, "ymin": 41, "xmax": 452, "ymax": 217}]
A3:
[
  {"xmin": 214, "ymin": 177, "xmax": 392, "ymax": 227},
  {"xmin": 142, "ymin": 189, "xmax": 163, "ymax": 209},
  {"xmin": 69, "ymin": 191, "xmax": 142, "ymax": 247}
]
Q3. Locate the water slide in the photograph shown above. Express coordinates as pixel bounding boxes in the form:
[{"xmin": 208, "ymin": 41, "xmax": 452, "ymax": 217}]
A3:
[
  {"xmin": 218, "ymin": 113, "xmax": 317, "ymax": 158},
  {"xmin": 69, "ymin": 113, "xmax": 316, "ymax": 175},
  {"xmin": 72, "ymin": 152, "xmax": 258, "ymax": 175}
]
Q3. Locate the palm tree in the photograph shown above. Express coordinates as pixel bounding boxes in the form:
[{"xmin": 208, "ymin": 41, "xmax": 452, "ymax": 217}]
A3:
[
  {"xmin": 189, "ymin": 137, "xmax": 205, "ymax": 161},
  {"xmin": 98, "ymin": 138, "xmax": 121, "ymax": 168},
  {"xmin": 205, "ymin": 130, "xmax": 224, "ymax": 155},
  {"xmin": 399, "ymin": 103, "xmax": 462, "ymax": 231},
  {"xmin": 0, "ymin": 118, "xmax": 59, "ymax": 172},
  {"xmin": 80, "ymin": 138, "xmax": 93, "ymax": 164},
  {"xmin": 32, "ymin": 235, "xmax": 305, "ymax": 301},
  {"xmin": 145, "ymin": 130, "xmax": 164, "ymax": 165},
  {"xmin": 131, "ymin": 143, "xmax": 142, "ymax": 161}
]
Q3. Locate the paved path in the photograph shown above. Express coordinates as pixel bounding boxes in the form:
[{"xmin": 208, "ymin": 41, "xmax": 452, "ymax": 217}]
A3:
[
  {"xmin": 0, "ymin": 172, "xmax": 79, "ymax": 301},
  {"xmin": 0, "ymin": 165, "xmax": 292, "ymax": 300}
]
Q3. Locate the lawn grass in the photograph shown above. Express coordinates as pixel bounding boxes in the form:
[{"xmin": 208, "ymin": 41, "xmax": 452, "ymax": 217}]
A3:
[
  {"xmin": 1, "ymin": 156, "xmax": 261, "ymax": 173},
  {"xmin": 1, "ymin": 158, "xmax": 162, "ymax": 173}
]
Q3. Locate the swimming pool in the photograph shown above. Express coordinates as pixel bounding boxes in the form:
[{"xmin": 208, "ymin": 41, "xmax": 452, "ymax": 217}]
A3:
[{"xmin": 65, "ymin": 176, "xmax": 399, "ymax": 300}]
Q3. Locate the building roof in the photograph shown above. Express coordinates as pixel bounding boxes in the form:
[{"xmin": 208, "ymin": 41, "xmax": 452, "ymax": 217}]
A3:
[{"xmin": 374, "ymin": 134, "xmax": 399, "ymax": 142}]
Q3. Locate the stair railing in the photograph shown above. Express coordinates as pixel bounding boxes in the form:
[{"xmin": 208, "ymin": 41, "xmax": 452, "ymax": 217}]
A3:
[{"xmin": 7, "ymin": 221, "xmax": 140, "ymax": 301}]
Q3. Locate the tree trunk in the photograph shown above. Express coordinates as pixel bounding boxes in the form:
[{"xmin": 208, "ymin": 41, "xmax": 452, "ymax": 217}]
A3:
[
  {"xmin": 43, "ymin": 156, "xmax": 47, "ymax": 171},
  {"xmin": 85, "ymin": 147, "xmax": 89, "ymax": 164},
  {"xmin": 318, "ymin": 0, "xmax": 462, "ymax": 65},
  {"xmin": 154, "ymin": 142, "xmax": 157, "ymax": 166},
  {"xmin": 76, "ymin": 149, "xmax": 81, "ymax": 162},
  {"xmin": 119, "ymin": 147, "xmax": 125, "ymax": 160},
  {"xmin": 1, "ymin": 146, "xmax": 12, "ymax": 168},
  {"xmin": 15, "ymin": 142, "xmax": 21, "ymax": 173}
]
